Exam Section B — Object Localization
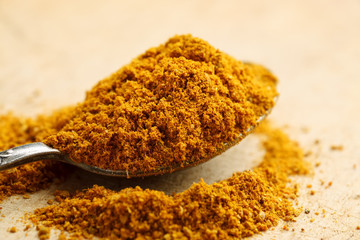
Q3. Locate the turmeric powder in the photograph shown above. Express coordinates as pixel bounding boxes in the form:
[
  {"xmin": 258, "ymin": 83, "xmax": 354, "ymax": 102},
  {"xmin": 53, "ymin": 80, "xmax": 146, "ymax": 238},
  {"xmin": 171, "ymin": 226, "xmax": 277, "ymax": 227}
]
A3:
[
  {"xmin": 0, "ymin": 34, "xmax": 277, "ymax": 200},
  {"xmin": 0, "ymin": 114, "xmax": 67, "ymax": 202},
  {"xmin": 30, "ymin": 121, "xmax": 309, "ymax": 240},
  {"xmin": 0, "ymin": 34, "xmax": 310, "ymax": 239},
  {"xmin": 41, "ymin": 34, "xmax": 278, "ymax": 173}
]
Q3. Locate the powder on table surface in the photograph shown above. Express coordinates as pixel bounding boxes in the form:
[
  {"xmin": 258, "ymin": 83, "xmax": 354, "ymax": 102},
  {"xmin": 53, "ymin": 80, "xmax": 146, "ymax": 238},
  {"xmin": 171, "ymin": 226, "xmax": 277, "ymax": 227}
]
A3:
[
  {"xmin": 0, "ymin": 114, "xmax": 67, "ymax": 202},
  {"xmin": 41, "ymin": 34, "xmax": 278, "ymax": 174},
  {"xmin": 29, "ymin": 121, "xmax": 309, "ymax": 240}
]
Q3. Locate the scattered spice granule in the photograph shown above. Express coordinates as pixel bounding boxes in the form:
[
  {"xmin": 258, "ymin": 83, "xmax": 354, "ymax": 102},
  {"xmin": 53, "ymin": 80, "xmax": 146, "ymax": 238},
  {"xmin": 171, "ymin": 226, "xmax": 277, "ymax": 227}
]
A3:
[
  {"xmin": 310, "ymin": 190, "xmax": 315, "ymax": 195},
  {"xmin": 310, "ymin": 218, "xmax": 315, "ymax": 223},
  {"xmin": 356, "ymin": 226, "xmax": 360, "ymax": 230},
  {"xmin": 282, "ymin": 225, "xmax": 290, "ymax": 231},
  {"xmin": 9, "ymin": 226, "xmax": 17, "ymax": 233},
  {"xmin": 325, "ymin": 181, "xmax": 333, "ymax": 189},
  {"xmin": 23, "ymin": 194, "xmax": 30, "ymax": 199},
  {"xmin": 304, "ymin": 151, "xmax": 312, "ymax": 157},
  {"xmin": 24, "ymin": 224, "xmax": 31, "ymax": 231},
  {"xmin": 29, "ymin": 121, "xmax": 309, "ymax": 239},
  {"xmin": 305, "ymin": 209, "xmax": 310, "ymax": 214},
  {"xmin": 315, "ymin": 212, "xmax": 319, "ymax": 215},
  {"xmin": 330, "ymin": 145, "xmax": 343, "ymax": 151},
  {"xmin": 306, "ymin": 184, "xmax": 312, "ymax": 188},
  {"xmin": 315, "ymin": 162, "xmax": 321, "ymax": 167},
  {"xmin": 301, "ymin": 228, "xmax": 305, "ymax": 232},
  {"xmin": 37, "ymin": 225, "xmax": 50, "ymax": 240}
]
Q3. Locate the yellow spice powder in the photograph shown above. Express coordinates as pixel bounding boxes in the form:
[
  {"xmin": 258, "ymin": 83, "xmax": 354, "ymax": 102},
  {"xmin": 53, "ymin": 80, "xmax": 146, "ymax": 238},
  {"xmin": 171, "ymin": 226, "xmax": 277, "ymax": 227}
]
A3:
[
  {"xmin": 0, "ymin": 114, "xmax": 68, "ymax": 202},
  {"xmin": 0, "ymin": 35, "xmax": 309, "ymax": 239},
  {"xmin": 30, "ymin": 121, "xmax": 309, "ymax": 240},
  {"xmin": 40, "ymin": 34, "xmax": 278, "ymax": 174}
]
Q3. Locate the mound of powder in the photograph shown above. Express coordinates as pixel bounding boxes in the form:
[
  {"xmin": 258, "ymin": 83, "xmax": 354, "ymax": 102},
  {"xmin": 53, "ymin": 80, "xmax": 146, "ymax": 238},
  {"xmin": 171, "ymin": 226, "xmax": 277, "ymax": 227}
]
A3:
[{"xmin": 42, "ymin": 34, "xmax": 278, "ymax": 174}]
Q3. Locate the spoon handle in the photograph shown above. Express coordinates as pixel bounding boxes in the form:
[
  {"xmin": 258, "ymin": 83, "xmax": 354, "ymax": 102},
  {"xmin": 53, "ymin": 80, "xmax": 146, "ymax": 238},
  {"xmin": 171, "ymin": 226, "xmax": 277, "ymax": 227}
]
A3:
[{"xmin": 0, "ymin": 143, "xmax": 61, "ymax": 171}]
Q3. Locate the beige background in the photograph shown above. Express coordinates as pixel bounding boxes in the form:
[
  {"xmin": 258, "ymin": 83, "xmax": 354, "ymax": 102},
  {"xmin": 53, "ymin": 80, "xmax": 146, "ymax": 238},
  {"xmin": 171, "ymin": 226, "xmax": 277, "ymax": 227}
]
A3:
[{"xmin": 1, "ymin": 0, "xmax": 360, "ymax": 239}]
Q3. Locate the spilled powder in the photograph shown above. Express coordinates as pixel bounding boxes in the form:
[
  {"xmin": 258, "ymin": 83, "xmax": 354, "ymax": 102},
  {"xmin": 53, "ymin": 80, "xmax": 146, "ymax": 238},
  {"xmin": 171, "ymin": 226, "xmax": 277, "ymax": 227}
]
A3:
[
  {"xmin": 0, "ymin": 114, "xmax": 68, "ymax": 202},
  {"xmin": 29, "ymin": 121, "xmax": 309, "ymax": 240}
]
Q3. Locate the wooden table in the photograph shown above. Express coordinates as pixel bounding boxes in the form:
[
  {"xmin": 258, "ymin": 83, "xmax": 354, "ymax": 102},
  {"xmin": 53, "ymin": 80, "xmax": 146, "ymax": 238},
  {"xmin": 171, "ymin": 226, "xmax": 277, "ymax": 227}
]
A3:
[{"xmin": 1, "ymin": 0, "xmax": 360, "ymax": 239}]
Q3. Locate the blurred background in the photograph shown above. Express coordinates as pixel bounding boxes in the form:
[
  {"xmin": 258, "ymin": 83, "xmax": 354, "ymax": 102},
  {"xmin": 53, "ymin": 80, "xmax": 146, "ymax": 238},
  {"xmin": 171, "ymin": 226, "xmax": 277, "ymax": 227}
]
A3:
[
  {"xmin": 1, "ymin": 0, "xmax": 359, "ymax": 122},
  {"xmin": 1, "ymin": 0, "xmax": 360, "ymax": 239}
]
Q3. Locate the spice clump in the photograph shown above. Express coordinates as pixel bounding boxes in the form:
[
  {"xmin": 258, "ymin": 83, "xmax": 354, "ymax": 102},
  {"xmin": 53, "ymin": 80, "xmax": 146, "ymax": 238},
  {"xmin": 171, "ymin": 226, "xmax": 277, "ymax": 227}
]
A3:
[
  {"xmin": 30, "ymin": 121, "xmax": 309, "ymax": 240},
  {"xmin": 42, "ymin": 34, "xmax": 278, "ymax": 174}
]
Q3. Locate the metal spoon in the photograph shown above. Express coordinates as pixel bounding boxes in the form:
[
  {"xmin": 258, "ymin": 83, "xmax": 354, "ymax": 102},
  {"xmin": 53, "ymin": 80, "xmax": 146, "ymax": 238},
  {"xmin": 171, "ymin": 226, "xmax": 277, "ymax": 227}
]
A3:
[{"xmin": 0, "ymin": 109, "xmax": 271, "ymax": 178}]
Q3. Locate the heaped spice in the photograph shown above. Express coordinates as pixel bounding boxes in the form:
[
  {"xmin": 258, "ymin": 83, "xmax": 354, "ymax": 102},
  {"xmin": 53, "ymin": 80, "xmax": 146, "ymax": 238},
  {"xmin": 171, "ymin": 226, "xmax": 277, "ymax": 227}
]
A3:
[
  {"xmin": 30, "ymin": 121, "xmax": 309, "ymax": 240},
  {"xmin": 41, "ymin": 34, "xmax": 278, "ymax": 174}
]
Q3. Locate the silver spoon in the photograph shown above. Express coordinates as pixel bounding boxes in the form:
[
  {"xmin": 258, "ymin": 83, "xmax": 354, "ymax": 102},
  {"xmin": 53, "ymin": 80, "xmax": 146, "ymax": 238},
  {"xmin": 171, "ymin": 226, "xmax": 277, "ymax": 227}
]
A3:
[{"xmin": 0, "ymin": 108, "xmax": 272, "ymax": 178}]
